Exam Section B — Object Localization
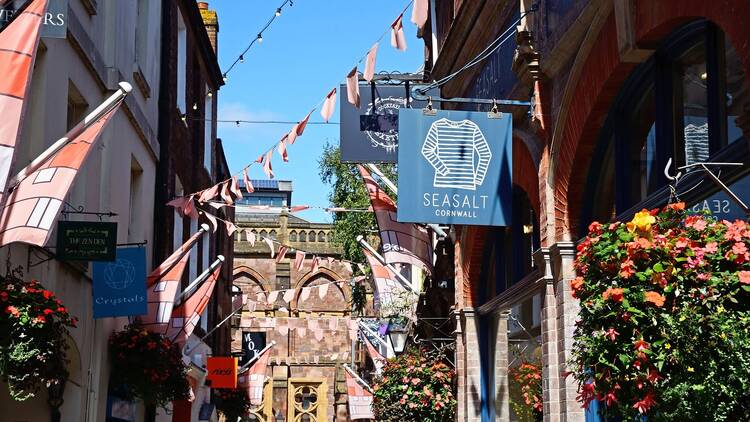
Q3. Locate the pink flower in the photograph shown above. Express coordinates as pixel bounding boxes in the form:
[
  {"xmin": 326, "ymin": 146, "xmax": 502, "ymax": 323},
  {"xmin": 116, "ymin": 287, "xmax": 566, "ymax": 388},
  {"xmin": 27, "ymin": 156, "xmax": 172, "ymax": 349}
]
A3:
[
  {"xmin": 411, "ymin": 378, "xmax": 421, "ymax": 385},
  {"xmin": 604, "ymin": 328, "xmax": 619, "ymax": 341},
  {"xmin": 5, "ymin": 305, "xmax": 19, "ymax": 317},
  {"xmin": 738, "ymin": 271, "xmax": 750, "ymax": 285},
  {"xmin": 704, "ymin": 242, "xmax": 718, "ymax": 254},
  {"xmin": 685, "ymin": 215, "xmax": 707, "ymax": 231}
]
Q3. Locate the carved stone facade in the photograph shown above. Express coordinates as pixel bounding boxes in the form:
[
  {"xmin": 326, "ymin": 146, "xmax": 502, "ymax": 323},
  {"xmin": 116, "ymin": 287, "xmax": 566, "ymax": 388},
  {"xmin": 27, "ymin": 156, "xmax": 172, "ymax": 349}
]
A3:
[{"xmin": 231, "ymin": 180, "xmax": 357, "ymax": 422}]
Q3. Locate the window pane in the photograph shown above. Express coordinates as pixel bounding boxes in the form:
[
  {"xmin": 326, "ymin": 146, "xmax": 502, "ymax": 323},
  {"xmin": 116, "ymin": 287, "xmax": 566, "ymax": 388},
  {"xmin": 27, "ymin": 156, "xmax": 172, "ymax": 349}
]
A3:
[
  {"xmin": 678, "ymin": 39, "xmax": 709, "ymax": 166},
  {"xmin": 724, "ymin": 37, "xmax": 749, "ymax": 145}
]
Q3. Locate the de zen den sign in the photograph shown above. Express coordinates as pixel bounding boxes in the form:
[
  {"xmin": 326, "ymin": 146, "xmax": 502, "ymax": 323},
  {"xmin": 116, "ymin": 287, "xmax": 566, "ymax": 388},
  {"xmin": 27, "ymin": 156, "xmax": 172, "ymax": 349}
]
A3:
[{"xmin": 56, "ymin": 221, "xmax": 117, "ymax": 261}]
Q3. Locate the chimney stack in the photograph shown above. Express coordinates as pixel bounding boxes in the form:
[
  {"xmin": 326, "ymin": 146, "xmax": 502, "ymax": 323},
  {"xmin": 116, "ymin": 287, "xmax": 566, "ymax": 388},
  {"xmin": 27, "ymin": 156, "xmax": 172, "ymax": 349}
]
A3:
[{"xmin": 198, "ymin": 1, "xmax": 218, "ymax": 53}]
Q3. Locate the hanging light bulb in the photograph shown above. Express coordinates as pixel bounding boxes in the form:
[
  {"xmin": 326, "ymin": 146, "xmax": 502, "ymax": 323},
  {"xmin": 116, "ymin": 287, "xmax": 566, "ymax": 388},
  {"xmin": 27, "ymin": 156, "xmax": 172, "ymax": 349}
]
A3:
[
  {"xmin": 257, "ymin": 33, "xmax": 263, "ymax": 43},
  {"xmin": 192, "ymin": 103, "xmax": 198, "ymax": 110},
  {"xmin": 235, "ymin": 121, "xmax": 240, "ymax": 127},
  {"xmin": 275, "ymin": 8, "xmax": 281, "ymax": 16},
  {"xmin": 222, "ymin": 73, "xmax": 228, "ymax": 83},
  {"xmin": 239, "ymin": 54, "xmax": 245, "ymax": 63},
  {"xmin": 181, "ymin": 114, "xmax": 187, "ymax": 123},
  {"xmin": 207, "ymin": 91, "xmax": 213, "ymax": 97}
]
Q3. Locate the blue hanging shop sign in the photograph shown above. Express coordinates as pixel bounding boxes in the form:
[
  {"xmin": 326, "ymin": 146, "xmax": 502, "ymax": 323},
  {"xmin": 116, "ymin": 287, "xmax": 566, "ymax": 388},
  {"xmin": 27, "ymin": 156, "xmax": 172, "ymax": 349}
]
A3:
[{"xmin": 397, "ymin": 109, "xmax": 512, "ymax": 226}]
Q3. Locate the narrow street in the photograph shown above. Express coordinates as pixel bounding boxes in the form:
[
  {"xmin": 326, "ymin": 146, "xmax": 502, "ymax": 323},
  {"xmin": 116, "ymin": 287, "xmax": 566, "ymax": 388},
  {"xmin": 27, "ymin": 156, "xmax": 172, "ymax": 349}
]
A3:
[{"xmin": 0, "ymin": 1, "xmax": 749, "ymax": 421}]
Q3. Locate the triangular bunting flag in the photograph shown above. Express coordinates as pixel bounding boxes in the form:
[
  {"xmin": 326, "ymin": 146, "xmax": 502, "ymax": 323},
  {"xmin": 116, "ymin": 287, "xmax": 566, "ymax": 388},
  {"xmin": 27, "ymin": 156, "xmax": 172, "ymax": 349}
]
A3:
[
  {"xmin": 364, "ymin": 43, "xmax": 378, "ymax": 82},
  {"xmin": 346, "ymin": 66, "xmax": 360, "ymax": 108},
  {"xmin": 275, "ymin": 246, "xmax": 288, "ymax": 263},
  {"xmin": 390, "ymin": 14, "xmax": 407, "ymax": 51},
  {"xmin": 243, "ymin": 169, "xmax": 254, "ymax": 193},
  {"xmin": 411, "ymin": 0, "xmax": 428, "ymax": 28},
  {"xmin": 320, "ymin": 88, "xmax": 337, "ymax": 123}
]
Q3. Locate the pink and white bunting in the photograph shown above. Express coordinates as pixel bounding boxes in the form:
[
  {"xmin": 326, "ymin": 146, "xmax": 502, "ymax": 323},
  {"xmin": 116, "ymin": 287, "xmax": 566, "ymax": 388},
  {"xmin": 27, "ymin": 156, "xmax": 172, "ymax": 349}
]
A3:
[
  {"xmin": 296, "ymin": 111, "xmax": 313, "ymax": 137},
  {"xmin": 225, "ymin": 221, "xmax": 238, "ymax": 237},
  {"xmin": 300, "ymin": 287, "xmax": 312, "ymax": 302},
  {"xmin": 320, "ymin": 88, "xmax": 337, "ymax": 123},
  {"xmin": 275, "ymin": 246, "xmax": 288, "ymax": 263},
  {"xmin": 262, "ymin": 150, "xmax": 274, "ymax": 179},
  {"xmin": 201, "ymin": 211, "xmax": 218, "ymax": 232},
  {"xmin": 294, "ymin": 251, "xmax": 306, "ymax": 271},
  {"xmin": 282, "ymin": 289, "xmax": 295, "ymax": 304},
  {"xmin": 346, "ymin": 372, "xmax": 375, "ymax": 420},
  {"xmin": 243, "ymin": 169, "xmax": 254, "ymax": 193},
  {"xmin": 411, "ymin": 0, "xmax": 428, "ymax": 28},
  {"xmin": 277, "ymin": 136, "xmax": 289, "ymax": 162},
  {"xmin": 220, "ymin": 181, "xmax": 234, "ymax": 204},
  {"xmin": 264, "ymin": 237, "xmax": 275, "ymax": 258},
  {"xmin": 245, "ymin": 229, "xmax": 256, "ymax": 246},
  {"xmin": 390, "ymin": 14, "xmax": 407, "ymax": 51},
  {"xmin": 346, "ymin": 67, "xmax": 360, "ymax": 108},
  {"xmin": 230, "ymin": 176, "xmax": 243, "ymax": 198},
  {"xmin": 199, "ymin": 184, "xmax": 220, "ymax": 203},
  {"xmin": 363, "ymin": 43, "xmax": 378, "ymax": 82}
]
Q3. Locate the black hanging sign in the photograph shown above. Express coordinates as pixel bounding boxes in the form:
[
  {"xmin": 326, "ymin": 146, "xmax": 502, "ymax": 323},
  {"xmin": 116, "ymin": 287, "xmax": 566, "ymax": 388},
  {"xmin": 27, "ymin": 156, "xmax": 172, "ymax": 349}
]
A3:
[
  {"xmin": 240, "ymin": 331, "xmax": 266, "ymax": 366},
  {"xmin": 339, "ymin": 84, "xmax": 436, "ymax": 163},
  {"xmin": 56, "ymin": 221, "xmax": 118, "ymax": 261}
]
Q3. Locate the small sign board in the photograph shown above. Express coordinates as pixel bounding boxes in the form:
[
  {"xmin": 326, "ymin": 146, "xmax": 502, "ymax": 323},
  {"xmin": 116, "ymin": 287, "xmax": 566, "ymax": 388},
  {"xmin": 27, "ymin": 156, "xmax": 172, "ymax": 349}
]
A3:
[
  {"xmin": 240, "ymin": 331, "xmax": 266, "ymax": 366},
  {"xmin": 92, "ymin": 247, "xmax": 147, "ymax": 318},
  {"xmin": 0, "ymin": 0, "xmax": 68, "ymax": 39},
  {"xmin": 207, "ymin": 357, "xmax": 238, "ymax": 388},
  {"xmin": 56, "ymin": 221, "xmax": 117, "ymax": 261},
  {"xmin": 340, "ymin": 84, "xmax": 436, "ymax": 163},
  {"xmin": 397, "ymin": 109, "xmax": 513, "ymax": 226}
]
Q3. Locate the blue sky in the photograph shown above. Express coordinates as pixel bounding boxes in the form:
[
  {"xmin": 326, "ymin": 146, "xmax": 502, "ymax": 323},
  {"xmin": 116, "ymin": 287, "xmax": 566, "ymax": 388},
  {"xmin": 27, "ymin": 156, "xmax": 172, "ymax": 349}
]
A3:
[{"xmin": 212, "ymin": 0, "xmax": 424, "ymax": 222}]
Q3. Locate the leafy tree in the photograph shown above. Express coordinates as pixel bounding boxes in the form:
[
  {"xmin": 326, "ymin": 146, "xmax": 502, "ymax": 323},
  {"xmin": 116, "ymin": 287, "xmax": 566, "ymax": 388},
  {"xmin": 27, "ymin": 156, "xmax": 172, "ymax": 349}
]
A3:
[{"xmin": 317, "ymin": 143, "xmax": 396, "ymax": 263}]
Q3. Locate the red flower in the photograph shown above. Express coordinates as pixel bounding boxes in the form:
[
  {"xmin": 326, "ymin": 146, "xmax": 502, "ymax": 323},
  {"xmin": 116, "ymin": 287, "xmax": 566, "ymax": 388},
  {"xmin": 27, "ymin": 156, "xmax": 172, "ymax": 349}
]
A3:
[
  {"xmin": 43, "ymin": 309, "xmax": 54, "ymax": 315},
  {"xmin": 632, "ymin": 391, "xmax": 657, "ymax": 414},
  {"xmin": 5, "ymin": 305, "xmax": 20, "ymax": 317},
  {"xmin": 42, "ymin": 290, "xmax": 53, "ymax": 299},
  {"xmin": 644, "ymin": 291, "xmax": 665, "ymax": 307},
  {"xmin": 35, "ymin": 315, "xmax": 46, "ymax": 324},
  {"xmin": 603, "ymin": 390, "xmax": 618, "ymax": 407},
  {"xmin": 634, "ymin": 339, "xmax": 650, "ymax": 352},
  {"xmin": 647, "ymin": 368, "xmax": 663, "ymax": 383},
  {"xmin": 0, "ymin": 291, "xmax": 7, "ymax": 301},
  {"xmin": 570, "ymin": 277, "xmax": 584, "ymax": 298},
  {"xmin": 619, "ymin": 260, "xmax": 636, "ymax": 279},
  {"xmin": 739, "ymin": 271, "xmax": 750, "ymax": 285}
]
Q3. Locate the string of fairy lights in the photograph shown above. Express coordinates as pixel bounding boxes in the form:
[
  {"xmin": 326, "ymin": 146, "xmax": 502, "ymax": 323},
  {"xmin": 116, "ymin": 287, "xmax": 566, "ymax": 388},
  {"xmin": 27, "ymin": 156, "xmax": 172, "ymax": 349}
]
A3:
[{"xmin": 173, "ymin": 0, "xmax": 417, "ymax": 202}]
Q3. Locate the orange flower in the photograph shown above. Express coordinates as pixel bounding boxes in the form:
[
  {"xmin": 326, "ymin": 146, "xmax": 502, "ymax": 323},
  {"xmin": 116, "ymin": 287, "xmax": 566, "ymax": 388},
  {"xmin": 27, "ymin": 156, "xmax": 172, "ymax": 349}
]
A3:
[
  {"xmin": 602, "ymin": 288, "xmax": 624, "ymax": 302},
  {"xmin": 570, "ymin": 277, "xmax": 584, "ymax": 298},
  {"xmin": 644, "ymin": 291, "xmax": 665, "ymax": 307},
  {"xmin": 667, "ymin": 202, "xmax": 685, "ymax": 211}
]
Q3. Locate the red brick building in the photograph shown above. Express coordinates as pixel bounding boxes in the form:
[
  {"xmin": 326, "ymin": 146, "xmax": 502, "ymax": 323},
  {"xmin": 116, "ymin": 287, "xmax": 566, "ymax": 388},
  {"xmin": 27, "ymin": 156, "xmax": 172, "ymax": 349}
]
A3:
[
  {"xmin": 231, "ymin": 180, "xmax": 359, "ymax": 421},
  {"xmin": 424, "ymin": 0, "xmax": 750, "ymax": 420}
]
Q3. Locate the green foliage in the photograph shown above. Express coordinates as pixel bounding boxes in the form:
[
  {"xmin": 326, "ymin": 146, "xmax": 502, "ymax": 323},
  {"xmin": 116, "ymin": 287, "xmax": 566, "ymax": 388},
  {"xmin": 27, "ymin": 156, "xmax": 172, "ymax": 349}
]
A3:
[
  {"xmin": 350, "ymin": 278, "xmax": 367, "ymax": 316},
  {"xmin": 214, "ymin": 387, "xmax": 253, "ymax": 421},
  {"xmin": 317, "ymin": 143, "xmax": 396, "ymax": 263},
  {"xmin": 108, "ymin": 324, "xmax": 190, "ymax": 407},
  {"xmin": 570, "ymin": 204, "xmax": 750, "ymax": 420},
  {"xmin": 372, "ymin": 347, "xmax": 456, "ymax": 422},
  {"xmin": 0, "ymin": 269, "xmax": 76, "ymax": 401}
]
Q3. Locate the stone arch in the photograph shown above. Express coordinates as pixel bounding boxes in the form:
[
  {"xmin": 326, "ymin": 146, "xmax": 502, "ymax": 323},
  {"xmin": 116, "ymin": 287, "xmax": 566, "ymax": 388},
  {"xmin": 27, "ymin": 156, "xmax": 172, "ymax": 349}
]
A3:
[
  {"xmin": 233, "ymin": 266, "xmax": 269, "ymax": 304},
  {"xmin": 307, "ymin": 231, "xmax": 316, "ymax": 242},
  {"xmin": 513, "ymin": 137, "xmax": 540, "ymax": 217},
  {"xmin": 549, "ymin": 0, "xmax": 750, "ymax": 241},
  {"xmin": 291, "ymin": 267, "xmax": 350, "ymax": 311},
  {"xmin": 289, "ymin": 231, "xmax": 298, "ymax": 242},
  {"xmin": 317, "ymin": 231, "xmax": 326, "ymax": 242}
]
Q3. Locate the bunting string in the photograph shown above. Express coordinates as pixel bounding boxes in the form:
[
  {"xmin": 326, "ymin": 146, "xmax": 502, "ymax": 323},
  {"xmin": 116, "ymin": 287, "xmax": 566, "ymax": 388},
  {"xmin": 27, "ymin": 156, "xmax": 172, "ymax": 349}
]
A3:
[
  {"xmin": 202, "ymin": 201, "xmax": 373, "ymax": 213},
  {"xmin": 169, "ymin": 0, "xmax": 424, "ymax": 204}
]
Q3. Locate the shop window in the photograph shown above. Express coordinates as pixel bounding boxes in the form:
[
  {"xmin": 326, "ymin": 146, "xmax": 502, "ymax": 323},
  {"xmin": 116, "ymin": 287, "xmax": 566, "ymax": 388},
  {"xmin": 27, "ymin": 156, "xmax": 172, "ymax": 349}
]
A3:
[{"xmin": 581, "ymin": 20, "xmax": 748, "ymax": 234}]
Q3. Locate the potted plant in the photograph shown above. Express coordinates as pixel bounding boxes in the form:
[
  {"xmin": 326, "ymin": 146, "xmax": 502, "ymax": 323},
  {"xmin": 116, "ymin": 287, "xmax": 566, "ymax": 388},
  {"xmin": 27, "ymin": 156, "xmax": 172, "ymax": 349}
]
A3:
[
  {"xmin": 108, "ymin": 324, "xmax": 190, "ymax": 408},
  {"xmin": 214, "ymin": 387, "xmax": 252, "ymax": 421},
  {"xmin": 372, "ymin": 347, "xmax": 456, "ymax": 422},
  {"xmin": 0, "ymin": 269, "xmax": 77, "ymax": 401},
  {"xmin": 570, "ymin": 204, "xmax": 750, "ymax": 420}
]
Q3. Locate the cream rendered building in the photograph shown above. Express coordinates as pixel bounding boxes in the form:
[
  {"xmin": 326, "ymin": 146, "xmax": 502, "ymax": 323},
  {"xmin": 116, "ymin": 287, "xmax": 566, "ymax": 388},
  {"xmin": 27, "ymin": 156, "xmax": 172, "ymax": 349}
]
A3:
[{"xmin": 0, "ymin": 0, "xmax": 162, "ymax": 420}]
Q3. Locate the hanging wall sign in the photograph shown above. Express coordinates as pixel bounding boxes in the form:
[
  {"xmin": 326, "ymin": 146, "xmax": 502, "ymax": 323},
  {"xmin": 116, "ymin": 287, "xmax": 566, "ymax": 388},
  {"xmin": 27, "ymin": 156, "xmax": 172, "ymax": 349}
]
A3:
[
  {"xmin": 207, "ymin": 357, "xmax": 238, "ymax": 388},
  {"xmin": 396, "ymin": 109, "xmax": 513, "ymax": 226},
  {"xmin": 92, "ymin": 247, "xmax": 147, "ymax": 318},
  {"xmin": 0, "ymin": 0, "xmax": 68, "ymax": 38},
  {"xmin": 340, "ymin": 84, "xmax": 435, "ymax": 163},
  {"xmin": 241, "ymin": 331, "xmax": 267, "ymax": 366},
  {"xmin": 56, "ymin": 221, "xmax": 118, "ymax": 261}
]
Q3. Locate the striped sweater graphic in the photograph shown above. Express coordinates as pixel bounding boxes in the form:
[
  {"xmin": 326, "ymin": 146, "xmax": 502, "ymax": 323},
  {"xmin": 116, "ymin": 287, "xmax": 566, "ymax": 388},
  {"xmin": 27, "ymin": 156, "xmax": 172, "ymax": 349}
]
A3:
[{"xmin": 420, "ymin": 118, "xmax": 492, "ymax": 190}]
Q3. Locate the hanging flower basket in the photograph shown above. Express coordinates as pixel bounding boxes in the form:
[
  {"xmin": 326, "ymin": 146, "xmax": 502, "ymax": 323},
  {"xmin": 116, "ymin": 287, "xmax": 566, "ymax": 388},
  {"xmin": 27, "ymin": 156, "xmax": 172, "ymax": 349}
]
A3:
[
  {"xmin": 570, "ymin": 204, "xmax": 750, "ymax": 420},
  {"xmin": 509, "ymin": 360, "xmax": 543, "ymax": 421},
  {"xmin": 0, "ymin": 270, "xmax": 77, "ymax": 401},
  {"xmin": 108, "ymin": 324, "xmax": 190, "ymax": 407},
  {"xmin": 214, "ymin": 387, "xmax": 252, "ymax": 421},
  {"xmin": 372, "ymin": 347, "xmax": 456, "ymax": 422}
]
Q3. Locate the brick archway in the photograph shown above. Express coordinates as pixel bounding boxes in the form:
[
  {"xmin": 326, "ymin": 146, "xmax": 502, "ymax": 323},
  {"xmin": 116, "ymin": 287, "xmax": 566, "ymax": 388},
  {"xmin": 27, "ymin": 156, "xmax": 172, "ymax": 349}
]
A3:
[
  {"xmin": 551, "ymin": 0, "xmax": 750, "ymax": 241},
  {"xmin": 290, "ymin": 267, "xmax": 349, "ymax": 310}
]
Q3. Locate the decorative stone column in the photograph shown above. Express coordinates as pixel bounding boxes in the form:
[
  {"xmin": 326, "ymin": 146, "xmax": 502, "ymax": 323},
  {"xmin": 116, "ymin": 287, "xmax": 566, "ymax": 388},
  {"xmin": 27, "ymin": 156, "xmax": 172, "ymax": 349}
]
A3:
[
  {"xmin": 456, "ymin": 308, "xmax": 483, "ymax": 422},
  {"xmin": 536, "ymin": 247, "xmax": 561, "ymax": 421},
  {"xmin": 550, "ymin": 242, "xmax": 582, "ymax": 422},
  {"xmin": 493, "ymin": 312, "xmax": 510, "ymax": 422}
]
